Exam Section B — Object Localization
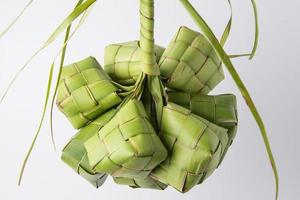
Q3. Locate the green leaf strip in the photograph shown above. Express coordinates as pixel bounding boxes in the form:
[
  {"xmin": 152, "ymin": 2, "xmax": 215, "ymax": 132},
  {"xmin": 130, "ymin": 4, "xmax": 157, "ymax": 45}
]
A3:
[
  {"xmin": 17, "ymin": 7, "xmax": 93, "ymax": 185},
  {"xmin": 17, "ymin": 62, "xmax": 54, "ymax": 186},
  {"xmin": 0, "ymin": 0, "xmax": 33, "ymax": 39},
  {"xmin": 249, "ymin": 0, "xmax": 259, "ymax": 59},
  {"xmin": 0, "ymin": 0, "xmax": 96, "ymax": 105},
  {"xmin": 220, "ymin": 0, "xmax": 232, "ymax": 47},
  {"xmin": 220, "ymin": 0, "xmax": 259, "ymax": 60},
  {"xmin": 229, "ymin": 53, "xmax": 252, "ymax": 58},
  {"xmin": 180, "ymin": 1, "xmax": 278, "ymax": 199},
  {"xmin": 49, "ymin": 0, "xmax": 85, "ymax": 151}
]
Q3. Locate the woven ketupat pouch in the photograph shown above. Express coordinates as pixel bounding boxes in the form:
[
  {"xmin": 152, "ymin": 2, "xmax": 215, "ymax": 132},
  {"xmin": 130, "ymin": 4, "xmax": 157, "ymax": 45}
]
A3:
[
  {"xmin": 104, "ymin": 41, "xmax": 165, "ymax": 85},
  {"xmin": 168, "ymin": 92, "xmax": 238, "ymax": 164},
  {"xmin": 113, "ymin": 176, "xmax": 167, "ymax": 190},
  {"xmin": 61, "ymin": 109, "xmax": 116, "ymax": 187},
  {"xmin": 56, "ymin": 56, "xmax": 122, "ymax": 129},
  {"xmin": 84, "ymin": 99, "xmax": 168, "ymax": 179},
  {"xmin": 151, "ymin": 103, "xmax": 228, "ymax": 192},
  {"xmin": 159, "ymin": 26, "xmax": 224, "ymax": 94}
]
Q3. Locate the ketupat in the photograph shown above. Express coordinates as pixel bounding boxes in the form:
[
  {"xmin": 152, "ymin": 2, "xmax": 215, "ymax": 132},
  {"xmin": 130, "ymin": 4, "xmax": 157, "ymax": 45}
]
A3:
[
  {"xmin": 159, "ymin": 26, "xmax": 224, "ymax": 94},
  {"xmin": 168, "ymin": 92, "xmax": 238, "ymax": 164},
  {"xmin": 1, "ymin": 0, "xmax": 278, "ymax": 198},
  {"xmin": 113, "ymin": 176, "xmax": 167, "ymax": 190},
  {"xmin": 61, "ymin": 109, "xmax": 116, "ymax": 187},
  {"xmin": 84, "ymin": 99, "xmax": 168, "ymax": 179},
  {"xmin": 56, "ymin": 56, "xmax": 122, "ymax": 129},
  {"xmin": 104, "ymin": 41, "xmax": 165, "ymax": 85},
  {"xmin": 151, "ymin": 103, "xmax": 228, "ymax": 192}
]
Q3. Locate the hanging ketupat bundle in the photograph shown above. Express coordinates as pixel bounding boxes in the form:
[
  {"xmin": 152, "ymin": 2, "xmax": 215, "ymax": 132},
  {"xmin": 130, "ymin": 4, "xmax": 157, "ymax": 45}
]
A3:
[
  {"xmin": 60, "ymin": 0, "xmax": 231, "ymax": 191},
  {"xmin": 2, "ymin": 0, "xmax": 278, "ymax": 199}
]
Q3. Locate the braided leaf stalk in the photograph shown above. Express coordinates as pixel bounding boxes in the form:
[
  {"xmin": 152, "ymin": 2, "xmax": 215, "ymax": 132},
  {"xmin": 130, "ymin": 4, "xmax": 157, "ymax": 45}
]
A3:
[{"xmin": 139, "ymin": 0, "xmax": 166, "ymax": 128}]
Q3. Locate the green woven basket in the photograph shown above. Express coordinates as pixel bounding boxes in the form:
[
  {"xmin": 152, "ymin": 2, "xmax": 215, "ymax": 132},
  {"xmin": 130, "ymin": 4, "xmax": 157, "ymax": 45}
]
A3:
[
  {"xmin": 159, "ymin": 26, "xmax": 224, "ymax": 94},
  {"xmin": 104, "ymin": 41, "xmax": 165, "ymax": 85},
  {"xmin": 84, "ymin": 99, "xmax": 168, "ymax": 179},
  {"xmin": 56, "ymin": 56, "xmax": 122, "ymax": 129},
  {"xmin": 168, "ymin": 92, "xmax": 238, "ymax": 164},
  {"xmin": 61, "ymin": 109, "xmax": 116, "ymax": 187},
  {"xmin": 151, "ymin": 103, "xmax": 228, "ymax": 193}
]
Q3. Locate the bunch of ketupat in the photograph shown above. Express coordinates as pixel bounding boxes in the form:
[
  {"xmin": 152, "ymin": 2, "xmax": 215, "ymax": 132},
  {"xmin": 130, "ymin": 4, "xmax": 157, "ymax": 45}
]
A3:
[
  {"xmin": 0, "ymin": 0, "xmax": 278, "ymax": 198},
  {"xmin": 58, "ymin": 2, "xmax": 238, "ymax": 193}
]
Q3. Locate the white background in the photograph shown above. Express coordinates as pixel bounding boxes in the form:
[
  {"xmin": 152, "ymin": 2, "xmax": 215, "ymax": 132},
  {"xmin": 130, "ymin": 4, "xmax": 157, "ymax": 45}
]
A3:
[{"xmin": 0, "ymin": 0, "xmax": 299, "ymax": 199}]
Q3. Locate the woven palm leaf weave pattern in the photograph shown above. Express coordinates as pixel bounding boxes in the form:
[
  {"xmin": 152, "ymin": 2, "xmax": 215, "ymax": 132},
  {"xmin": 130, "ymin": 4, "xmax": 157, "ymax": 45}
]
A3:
[
  {"xmin": 61, "ymin": 110, "xmax": 116, "ymax": 187},
  {"xmin": 5, "ymin": 0, "xmax": 276, "ymax": 197},
  {"xmin": 57, "ymin": 0, "xmax": 240, "ymax": 193},
  {"xmin": 58, "ymin": 26, "xmax": 239, "ymax": 192},
  {"xmin": 151, "ymin": 103, "xmax": 228, "ymax": 192},
  {"xmin": 56, "ymin": 56, "xmax": 122, "ymax": 129},
  {"xmin": 113, "ymin": 176, "xmax": 167, "ymax": 190},
  {"xmin": 84, "ymin": 99, "xmax": 168, "ymax": 179},
  {"xmin": 159, "ymin": 26, "xmax": 224, "ymax": 94},
  {"xmin": 167, "ymin": 92, "xmax": 238, "ymax": 164},
  {"xmin": 104, "ymin": 41, "xmax": 165, "ymax": 85}
]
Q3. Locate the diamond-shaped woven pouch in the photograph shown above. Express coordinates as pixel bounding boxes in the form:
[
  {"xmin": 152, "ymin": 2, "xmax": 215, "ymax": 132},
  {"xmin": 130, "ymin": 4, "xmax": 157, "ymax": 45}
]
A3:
[
  {"xmin": 168, "ymin": 92, "xmax": 238, "ymax": 164},
  {"xmin": 61, "ymin": 109, "xmax": 116, "ymax": 187},
  {"xmin": 113, "ymin": 176, "xmax": 167, "ymax": 190},
  {"xmin": 56, "ymin": 56, "xmax": 122, "ymax": 129},
  {"xmin": 151, "ymin": 103, "xmax": 228, "ymax": 193},
  {"xmin": 104, "ymin": 41, "xmax": 165, "ymax": 85},
  {"xmin": 159, "ymin": 26, "xmax": 224, "ymax": 94},
  {"xmin": 84, "ymin": 99, "xmax": 168, "ymax": 179}
]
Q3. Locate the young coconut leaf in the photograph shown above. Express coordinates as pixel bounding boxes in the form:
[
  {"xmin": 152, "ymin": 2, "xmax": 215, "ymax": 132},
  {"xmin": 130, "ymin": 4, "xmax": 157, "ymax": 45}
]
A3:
[
  {"xmin": 158, "ymin": 26, "xmax": 224, "ymax": 95},
  {"xmin": 18, "ymin": 62, "xmax": 55, "ymax": 186},
  {"xmin": 250, "ymin": 0, "xmax": 259, "ymax": 59},
  {"xmin": 220, "ymin": 0, "xmax": 232, "ymax": 47},
  {"xmin": 50, "ymin": 0, "xmax": 85, "ymax": 150},
  {"xmin": 221, "ymin": 0, "xmax": 259, "ymax": 59},
  {"xmin": 180, "ymin": 0, "xmax": 278, "ymax": 199},
  {"xmin": 18, "ymin": 6, "xmax": 93, "ymax": 185},
  {"xmin": 0, "ymin": 0, "xmax": 33, "ymax": 39},
  {"xmin": 104, "ymin": 41, "xmax": 165, "ymax": 85},
  {"xmin": 168, "ymin": 92, "xmax": 238, "ymax": 165},
  {"xmin": 0, "ymin": 0, "xmax": 97, "ymax": 104},
  {"xmin": 84, "ymin": 99, "xmax": 168, "ymax": 179},
  {"xmin": 151, "ymin": 103, "xmax": 229, "ymax": 193},
  {"xmin": 56, "ymin": 56, "xmax": 122, "ymax": 129},
  {"xmin": 62, "ymin": 109, "xmax": 116, "ymax": 187}
]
